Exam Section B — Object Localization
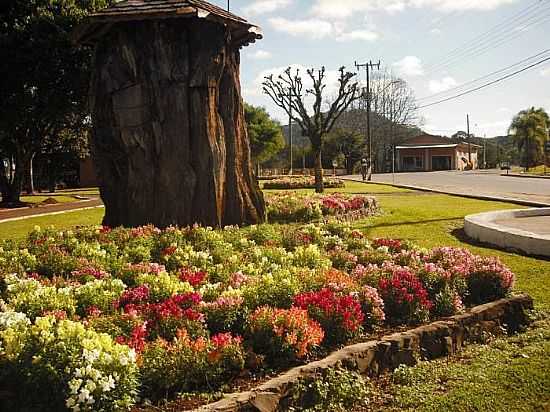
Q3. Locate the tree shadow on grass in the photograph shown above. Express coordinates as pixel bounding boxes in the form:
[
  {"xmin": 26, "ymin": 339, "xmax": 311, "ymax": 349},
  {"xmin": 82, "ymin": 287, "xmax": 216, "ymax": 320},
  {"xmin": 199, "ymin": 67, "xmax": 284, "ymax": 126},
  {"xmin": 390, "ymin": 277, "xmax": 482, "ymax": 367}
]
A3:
[
  {"xmin": 365, "ymin": 217, "xmax": 463, "ymax": 229},
  {"xmin": 451, "ymin": 228, "xmax": 550, "ymax": 262}
]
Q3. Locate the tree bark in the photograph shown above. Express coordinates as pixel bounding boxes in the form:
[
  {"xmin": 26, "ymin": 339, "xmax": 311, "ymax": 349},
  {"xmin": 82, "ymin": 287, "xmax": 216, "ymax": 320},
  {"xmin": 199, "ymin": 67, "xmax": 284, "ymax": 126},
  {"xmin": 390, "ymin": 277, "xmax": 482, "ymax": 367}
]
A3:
[
  {"xmin": 313, "ymin": 146, "xmax": 324, "ymax": 193},
  {"xmin": 0, "ymin": 159, "xmax": 24, "ymax": 206},
  {"xmin": 24, "ymin": 154, "xmax": 35, "ymax": 195},
  {"xmin": 90, "ymin": 19, "xmax": 265, "ymax": 228}
]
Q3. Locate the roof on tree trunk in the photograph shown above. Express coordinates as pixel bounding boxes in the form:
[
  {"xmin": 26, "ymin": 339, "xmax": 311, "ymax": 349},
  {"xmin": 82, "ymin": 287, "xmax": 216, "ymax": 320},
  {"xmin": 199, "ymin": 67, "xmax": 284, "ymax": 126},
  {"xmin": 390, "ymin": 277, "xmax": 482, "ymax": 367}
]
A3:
[{"xmin": 73, "ymin": 0, "xmax": 262, "ymax": 47}]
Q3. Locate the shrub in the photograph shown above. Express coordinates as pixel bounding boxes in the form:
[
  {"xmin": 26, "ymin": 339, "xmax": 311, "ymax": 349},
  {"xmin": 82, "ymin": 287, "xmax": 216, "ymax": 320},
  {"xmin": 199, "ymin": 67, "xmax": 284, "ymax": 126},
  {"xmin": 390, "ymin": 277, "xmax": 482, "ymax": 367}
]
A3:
[
  {"xmin": 358, "ymin": 286, "xmax": 385, "ymax": 329},
  {"xmin": 293, "ymin": 288, "xmax": 364, "ymax": 345},
  {"xmin": 74, "ymin": 278, "xmax": 126, "ymax": 316},
  {"xmin": 263, "ymin": 177, "xmax": 345, "ymax": 190},
  {"xmin": 0, "ymin": 316, "xmax": 138, "ymax": 412},
  {"xmin": 4, "ymin": 275, "xmax": 76, "ymax": 319},
  {"xmin": 247, "ymin": 306, "xmax": 324, "ymax": 364},
  {"xmin": 266, "ymin": 193, "xmax": 377, "ymax": 223},
  {"xmin": 139, "ymin": 330, "xmax": 245, "ymax": 400},
  {"xmin": 378, "ymin": 267, "xmax": 433, "ymax": 325},
  {"xmin": 283, "ymin": 368, "xmax": 372, "ymax": 411},
  {"xmin": 467, "ymin": 257, "xmax": 515, "ymax": 304},
  {"xmin": 202, "ymin": 294, "xmax": 247, "ymax": 335}
]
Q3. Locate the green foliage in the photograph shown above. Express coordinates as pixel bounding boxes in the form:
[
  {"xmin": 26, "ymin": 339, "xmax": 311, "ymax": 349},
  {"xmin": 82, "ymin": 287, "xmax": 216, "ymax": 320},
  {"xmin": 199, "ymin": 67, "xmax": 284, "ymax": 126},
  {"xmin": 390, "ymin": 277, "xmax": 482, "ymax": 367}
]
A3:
[
  {"xmin": 0, "ymin": 0, "xmax": 109, "ymax": 202},
  {"xmin": 283, "ymin": 368, "xmax": 372, "ymax": 411},
  {"xmin": 323, "ymin": 128, "xmax": 365, "ymax": 173},
  {"xmin": 509, "ymin": 107, "xmax": 550, "ymax": 169},
  {"xmin": 0, "ymin": 314, "xmax": 138, "ymax": 412},
  {"xmin": 245, "ymin": 103, "xmax": 285, "ymax": 164}
]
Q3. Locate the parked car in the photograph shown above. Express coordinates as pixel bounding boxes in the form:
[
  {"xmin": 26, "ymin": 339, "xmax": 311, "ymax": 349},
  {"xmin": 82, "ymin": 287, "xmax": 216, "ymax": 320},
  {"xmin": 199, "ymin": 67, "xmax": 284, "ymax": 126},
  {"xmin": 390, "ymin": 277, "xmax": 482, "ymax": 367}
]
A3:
[{"xmin": 500, "ymin": 162, "xmax": 511, "ymax": 170}]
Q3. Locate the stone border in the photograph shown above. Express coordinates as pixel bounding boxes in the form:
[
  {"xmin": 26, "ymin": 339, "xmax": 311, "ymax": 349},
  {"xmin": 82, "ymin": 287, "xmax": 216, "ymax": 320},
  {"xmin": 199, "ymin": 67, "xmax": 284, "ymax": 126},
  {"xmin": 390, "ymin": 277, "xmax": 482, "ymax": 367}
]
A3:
[
  {"xmin": 501, "ymin": 173, "xmax": 550, "ymax": 180},
  {"xmin": 196, "ymin": 294, "xmax": 533, "ymax": 412},
  {"xmin": 464, "ymin": 208, "xmax": 550, "ymax": 258}
]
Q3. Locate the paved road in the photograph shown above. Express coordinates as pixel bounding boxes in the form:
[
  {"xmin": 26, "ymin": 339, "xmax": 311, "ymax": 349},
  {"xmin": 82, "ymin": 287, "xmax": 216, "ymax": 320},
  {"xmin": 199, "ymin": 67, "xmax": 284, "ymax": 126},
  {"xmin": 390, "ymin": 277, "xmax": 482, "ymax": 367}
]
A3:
[
  {"xmin": 347, "ymin": 169, "xmax": 550, "ymax": 205},
  {"xmin": 0, "ymin": 198, "xmax": 103, "ymax": 222}
]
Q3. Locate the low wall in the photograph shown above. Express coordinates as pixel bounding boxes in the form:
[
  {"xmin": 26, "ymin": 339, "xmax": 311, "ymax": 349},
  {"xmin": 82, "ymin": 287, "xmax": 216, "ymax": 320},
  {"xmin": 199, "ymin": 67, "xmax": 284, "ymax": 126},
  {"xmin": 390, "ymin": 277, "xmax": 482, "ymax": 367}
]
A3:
[
  {"xmin": 464, "ymin": 208, "xmax": 550, "ymax": 258},
  {"xmin": 196, "ymin": 294, "xmax": 533, "ymax": 412}
]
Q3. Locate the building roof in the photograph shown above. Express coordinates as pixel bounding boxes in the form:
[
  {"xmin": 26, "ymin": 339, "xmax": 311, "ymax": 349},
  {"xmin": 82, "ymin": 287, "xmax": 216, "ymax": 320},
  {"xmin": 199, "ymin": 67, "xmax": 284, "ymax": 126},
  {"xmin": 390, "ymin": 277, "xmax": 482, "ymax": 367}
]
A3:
[
  {"xmin": 73, "ymin": 0, "xmax": 262, "ymax": 47},
  {"xmin": 400, "ymin": 134, "xmax": 454, "ymax": 146}
]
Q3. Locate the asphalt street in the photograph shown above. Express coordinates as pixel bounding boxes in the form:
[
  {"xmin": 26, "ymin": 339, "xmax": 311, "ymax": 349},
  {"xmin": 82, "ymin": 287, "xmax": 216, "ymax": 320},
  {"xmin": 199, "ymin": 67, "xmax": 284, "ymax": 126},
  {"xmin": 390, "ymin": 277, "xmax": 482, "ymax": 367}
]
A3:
[{"xmin": 347, "ymin": 169, "xmax": 550, "ymax": 205}]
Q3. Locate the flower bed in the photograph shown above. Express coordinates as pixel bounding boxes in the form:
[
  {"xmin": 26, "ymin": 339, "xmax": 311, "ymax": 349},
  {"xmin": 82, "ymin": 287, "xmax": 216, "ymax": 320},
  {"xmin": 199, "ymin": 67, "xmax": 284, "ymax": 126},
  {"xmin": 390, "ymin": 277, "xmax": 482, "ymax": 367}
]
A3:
[
  {"xmin": 0, "ymin": 223, "xmax": 515, "ymax": 411},
  {"xmin": 266, "ymin": 193, "xmax": 378, "ymax": 223},
  {"xmin": 263, "ymin": 176, "xmax": 345, "ymax": 190}
]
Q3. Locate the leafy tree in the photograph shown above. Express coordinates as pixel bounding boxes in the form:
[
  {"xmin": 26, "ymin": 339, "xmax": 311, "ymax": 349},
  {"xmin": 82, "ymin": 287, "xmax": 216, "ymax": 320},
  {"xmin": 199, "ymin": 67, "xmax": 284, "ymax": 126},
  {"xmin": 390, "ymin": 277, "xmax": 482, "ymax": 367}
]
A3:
[
  {"xmin": 323, "ymin": 128, "xmax": 365, "ymax": 174},
  {"xmin": 509, "ymin": 107, "xmax": 549, "ymax": 171},
  {"xmin": 244, "ymin": 103, "xmax": 285, "ymax": 166},
  {"xmin": 0, "ymin": 0, "xmax": 108, "ymax": 205},
  {"xmin": 263, "ymin": 67, "xmax": 361, "ymax": 193}
]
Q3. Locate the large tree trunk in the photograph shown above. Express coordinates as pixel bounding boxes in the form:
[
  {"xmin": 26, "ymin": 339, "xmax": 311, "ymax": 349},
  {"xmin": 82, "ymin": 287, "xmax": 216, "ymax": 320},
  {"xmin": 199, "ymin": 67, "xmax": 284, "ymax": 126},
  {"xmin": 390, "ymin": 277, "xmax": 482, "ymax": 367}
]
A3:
[
  {"xmin": 90, "ymin": 19, "xmax": 265, "ymax": 228},
  {"xmin": 313, "ymin": 146, "xmax": 324, "ymax": 193},
  {"xmin": 0, "ymin": 159, "xmax": 24, "ymax": 206}
]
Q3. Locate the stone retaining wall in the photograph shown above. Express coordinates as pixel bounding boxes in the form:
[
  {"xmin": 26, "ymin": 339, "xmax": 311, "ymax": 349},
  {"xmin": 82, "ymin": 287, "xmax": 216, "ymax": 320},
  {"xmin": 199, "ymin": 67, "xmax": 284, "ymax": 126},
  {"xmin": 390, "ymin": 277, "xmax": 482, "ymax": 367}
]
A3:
[{"xmin": 196, "ymin": 294, "xmax": 533, "ymax": 412}]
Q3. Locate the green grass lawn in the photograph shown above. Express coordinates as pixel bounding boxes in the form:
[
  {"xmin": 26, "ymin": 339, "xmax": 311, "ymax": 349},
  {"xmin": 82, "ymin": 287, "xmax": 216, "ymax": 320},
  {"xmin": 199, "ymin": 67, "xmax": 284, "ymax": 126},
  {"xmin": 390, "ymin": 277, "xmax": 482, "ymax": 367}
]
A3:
[
  {"xmin": 0, "ymin": 207, "xmax": 104, "ymax": 241},
  {"xmin": 0, "ymin": 182, "xmax": 548, "ymax": 410},
  {"xmin": 511, "ymin": 165, "xmax": 550, "ymax": 176}
]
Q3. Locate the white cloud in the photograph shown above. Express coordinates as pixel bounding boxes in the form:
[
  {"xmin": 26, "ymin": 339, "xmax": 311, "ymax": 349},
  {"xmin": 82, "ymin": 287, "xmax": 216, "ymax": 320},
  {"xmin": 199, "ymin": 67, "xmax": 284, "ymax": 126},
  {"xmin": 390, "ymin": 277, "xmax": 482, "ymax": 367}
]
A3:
[
  {"xmin": 428, "ymin": 76, "xmax": 458, "ymax": 93},
  {"xmin": 430, "ymin": 28, "xmax": 442, "ymax": 35},
  {"xmin": 311, "ymin": 0, "xmax": 516, "ymax": 19},
  {"xmin": 540, "ymin": 67, "xmax": 550, "ymax": 77},
  {"xmin": 247, "ymin": 50, "xmax": 273, "ymax": 60},
  {"xmin": 268, "ymin": 17, "xmax": 379, "ymax": 41},
  {"xmin": 336, "ymin": 30, "xmax": 379, "ymax": 42},
  {"xmin": 393, "ymin": 56, "xmax": 424, "ymax": 77},
  {"xmin": 242, "ymin": 0, "xmax": 292, "ymax": 16},
  {"xmin": 268, "ymin": 17, "xmax": 333, "ymax": 39}
]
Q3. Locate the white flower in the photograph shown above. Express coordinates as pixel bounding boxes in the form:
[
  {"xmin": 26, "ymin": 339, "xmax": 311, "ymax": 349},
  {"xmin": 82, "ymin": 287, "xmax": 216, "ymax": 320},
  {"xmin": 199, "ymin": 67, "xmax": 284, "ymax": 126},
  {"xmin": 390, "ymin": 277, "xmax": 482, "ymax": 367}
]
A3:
[
  {"xmin": 69, "ymin": 378, "xmax": 83, "ymax": 394},
  {"xmin": 78, "ymin": 388, "xmax": 91, "ymax": 403}
]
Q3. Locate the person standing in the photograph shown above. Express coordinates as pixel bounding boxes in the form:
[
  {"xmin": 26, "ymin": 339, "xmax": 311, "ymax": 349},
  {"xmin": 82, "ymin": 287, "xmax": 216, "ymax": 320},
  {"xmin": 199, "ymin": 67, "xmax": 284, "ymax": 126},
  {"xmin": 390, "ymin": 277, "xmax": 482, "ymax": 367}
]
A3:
[{"xmin": 361, "ymin": 158, "xmax": 368, "ymax": 181}]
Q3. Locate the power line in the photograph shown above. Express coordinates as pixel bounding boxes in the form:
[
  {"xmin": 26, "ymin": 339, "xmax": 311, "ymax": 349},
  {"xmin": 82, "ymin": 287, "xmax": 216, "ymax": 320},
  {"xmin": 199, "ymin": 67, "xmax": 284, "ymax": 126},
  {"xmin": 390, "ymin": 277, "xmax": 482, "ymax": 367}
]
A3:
[
  {"xmin": 417, "ymin": 55, "xmax": 550, "ymax": 109},
  {"xmin": 426, "ymin": 9, "xmax": 550, "ymax": 76},
  {"xmin": 423, "ymin": 0, "xmax": 545, "ymax": 71},
  {"xmin": 418, "ymin": 48, "xmax": 550, "ymax": 101},
  {"xmin": 423, "ymin": 0, "xmax": 550, "ymax": 75}
]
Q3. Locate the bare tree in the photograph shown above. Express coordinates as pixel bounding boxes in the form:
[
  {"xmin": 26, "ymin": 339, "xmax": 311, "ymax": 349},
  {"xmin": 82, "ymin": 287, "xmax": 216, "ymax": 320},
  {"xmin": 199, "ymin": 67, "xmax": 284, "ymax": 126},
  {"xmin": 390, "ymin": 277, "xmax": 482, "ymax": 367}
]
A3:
[
  {"xmin": 262, "ymin": 66, "xmax": 361, "ymax": 192},
  {"xmin": 343, "ymin": 70, "xmax": 420, "ymax": 173}
]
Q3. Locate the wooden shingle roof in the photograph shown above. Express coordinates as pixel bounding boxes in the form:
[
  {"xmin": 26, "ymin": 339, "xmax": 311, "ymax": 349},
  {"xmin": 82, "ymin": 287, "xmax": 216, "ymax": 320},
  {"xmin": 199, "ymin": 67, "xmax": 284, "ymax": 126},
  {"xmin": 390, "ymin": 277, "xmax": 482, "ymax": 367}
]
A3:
[{"xmin": 73, "ymin": 0, "xmax": 262, "ymax": 47}]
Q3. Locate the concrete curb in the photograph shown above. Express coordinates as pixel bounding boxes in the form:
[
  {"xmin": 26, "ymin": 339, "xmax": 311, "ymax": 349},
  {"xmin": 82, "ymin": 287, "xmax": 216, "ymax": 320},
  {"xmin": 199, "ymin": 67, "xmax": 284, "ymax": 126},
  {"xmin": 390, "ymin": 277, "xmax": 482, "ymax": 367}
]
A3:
[
  {"xmin": 341, "ymin": 177, "xmax": 550, "ymax": 208},
  {"xmin": 501, "ymin": 173, "xmax": 550, "ymax": 180},
  {"xmin": 0, "ymin": 205, "xmax": 105, "ymax": 224},
  {"xmin": 464, "ymin": 208, "xmax": 550, "ymax": 258},
  {"xmin": 196, "ymin": 294, "xmax": 533, "ymax": 412}
]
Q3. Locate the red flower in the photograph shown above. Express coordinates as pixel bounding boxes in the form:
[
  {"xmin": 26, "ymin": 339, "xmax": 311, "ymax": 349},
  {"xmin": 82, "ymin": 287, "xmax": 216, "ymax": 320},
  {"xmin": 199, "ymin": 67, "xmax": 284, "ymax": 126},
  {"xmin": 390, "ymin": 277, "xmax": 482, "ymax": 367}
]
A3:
[{"xmin": 179, "ymin": 268, "xmax": 208, "ymax": 287}]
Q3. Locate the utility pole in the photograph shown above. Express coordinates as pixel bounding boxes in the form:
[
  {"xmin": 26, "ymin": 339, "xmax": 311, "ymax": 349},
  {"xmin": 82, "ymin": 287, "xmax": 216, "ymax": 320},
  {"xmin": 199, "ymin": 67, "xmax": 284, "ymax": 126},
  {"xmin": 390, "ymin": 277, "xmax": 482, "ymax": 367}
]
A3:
[
  {"xmin": 466, "ymin": 114, "xmax": 472, "ymax": 165},
  {"xmin": 355, "ymin": 59, "xmax": 381, "ymax": 181},
  {"xmin": 227, "ymin": 0, "xmax": 230, "ymax": 11},
  {"xmin": 483, "ymin": 134, "xmax": 487, "ymax": 169}
]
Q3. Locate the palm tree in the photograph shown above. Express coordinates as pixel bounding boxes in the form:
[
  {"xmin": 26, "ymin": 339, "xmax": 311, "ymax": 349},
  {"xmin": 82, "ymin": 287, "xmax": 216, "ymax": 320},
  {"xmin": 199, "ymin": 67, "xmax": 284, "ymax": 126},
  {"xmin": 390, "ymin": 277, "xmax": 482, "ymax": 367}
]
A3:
[{"xmin": 508, "ymin": 107, "xmax": 549, "ymax": 171}]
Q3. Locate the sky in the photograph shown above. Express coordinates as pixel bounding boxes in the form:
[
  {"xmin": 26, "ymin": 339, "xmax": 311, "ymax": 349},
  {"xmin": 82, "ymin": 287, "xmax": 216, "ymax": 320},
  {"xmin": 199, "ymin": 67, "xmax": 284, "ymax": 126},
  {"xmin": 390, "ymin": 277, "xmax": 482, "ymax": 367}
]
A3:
[{"xmin": 208, "ymin": 0, "xmax": 550, "ymax": 138}]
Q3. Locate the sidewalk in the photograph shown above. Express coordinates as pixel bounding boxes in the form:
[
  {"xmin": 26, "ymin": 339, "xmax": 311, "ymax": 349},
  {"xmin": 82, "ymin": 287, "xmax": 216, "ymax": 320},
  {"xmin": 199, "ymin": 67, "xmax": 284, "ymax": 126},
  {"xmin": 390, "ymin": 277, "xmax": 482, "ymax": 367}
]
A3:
[{"xmin": 0, "ymin": 198, "xmax": 103, "ymax": 223}]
